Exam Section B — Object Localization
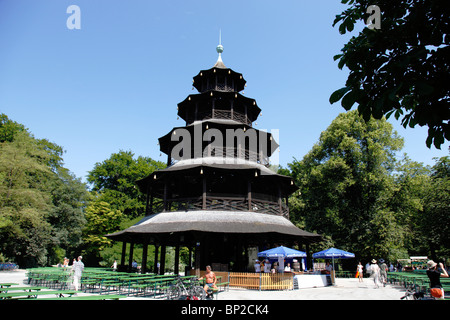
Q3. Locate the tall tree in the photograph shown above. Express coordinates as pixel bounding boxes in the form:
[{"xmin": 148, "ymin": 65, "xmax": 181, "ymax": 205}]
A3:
[
  {"xmin": 0, "ymin": 131, "xmax": 54, "ymax": 266},
  {"xmin": 420, "ymin": 156, "xmax": 450, "ymax": 259},
  {"xmin": 0, "ymin": 114, "xmax": 88, "ymax": 267},
  {"xmin": 47, "ymin": 167, "xmax": 89, "ymax": 262},
  {"xmin": 82, "ymin": 194, "xmax": 123, "ymax": 265},
  {"xmin": 288, "ymin": 111, "xmax": 405, "ymax": 261},
  {"xmin": 87, "ymin": 151, "xmax": 165, "ymax": 218},
  {"xmin": 389, "ymin": 156, "xmax": 431, "ymax": 257},
  {"xmin": 330, "ymin": 0, "xmax": 449, "ymax": 149}
]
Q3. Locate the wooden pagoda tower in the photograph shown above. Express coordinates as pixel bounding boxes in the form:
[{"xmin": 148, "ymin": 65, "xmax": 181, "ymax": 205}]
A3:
[{"xmin": 106, "ymin": 42, "xmax": 321, "ymax": 273}]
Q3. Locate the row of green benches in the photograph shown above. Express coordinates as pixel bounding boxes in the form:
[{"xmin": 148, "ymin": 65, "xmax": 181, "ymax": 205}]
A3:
[
  {"xmin": 86, "ymin": 275, "xmax": 230, "ymax": 298},
  {"xmin": 26, "ymin": 268, "xmax": 230, "ymax": 299},
  {"xmin": 387, "ymin": 271, "xmax": 450, "ymax": 299},
  {"xmin": 0, "ymin": 284, "xmax": 125, "ymax": 300}
]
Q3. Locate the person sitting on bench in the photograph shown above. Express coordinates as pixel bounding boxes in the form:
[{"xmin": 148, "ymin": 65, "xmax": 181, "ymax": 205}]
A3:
[{"xmin": 198, "ymin": 265, "xmax": 217, "ymax": 294}]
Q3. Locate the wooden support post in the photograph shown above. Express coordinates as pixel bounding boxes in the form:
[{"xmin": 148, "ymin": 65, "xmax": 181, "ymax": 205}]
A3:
[
  {"xmin": 244, "ymin": 104, "xmax": 248, "ymax": 124},
  {"xmin": 202, "ymin": 175, "xmax": 206, "ymax": 209},
  {"xmin": 128, "ymin": 242, "xmax": 134, "ymax": 273},
  {"xmin": 154, "ymin": 245, "xmax": 159, "ymax": 274},
  {"xmin": 248, "ymin": 180, "xmax": 252, "ymax": 211},
  {"xmin": 163, "ymin": 180, "xmax": 168, "ymax": 212},
  {"xmin": 141, "ymin": 242, "xmax": 148, "ymax": 274},
  {"xmin": 278, "ymin": 186, "xmax": 282, "ymax": 215},
  {"xmin": 150, "ymin": 192, "xmax": 154, "ymax": 215},
  {"xmin": 120, "ymin": 242, "xmax": 127, "ymax": 271},
  {"xmin": 160, "ymin": 245, "xmax": 166, "ymax": 275},
  {"xmin": 188, "ymin": 246, "xmax": 193, "ymax": 270},
  {"xmin": 230, "ymin": 99, "xmax": 234, "ymax": 120},
  {"xmin": 174, "ymin": 243, "xmax": 180, "ymax": 275}
]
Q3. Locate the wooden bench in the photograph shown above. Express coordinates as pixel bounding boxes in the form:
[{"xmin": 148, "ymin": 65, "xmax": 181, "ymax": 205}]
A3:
[
  {"xmin": 216, "ymin": 281, "xmax": 230, "ymax": 291},
  {"xmin": 0, "ymin": 283, "xmax": 19, "ymax": 288},
  {"xmin": 41, "ymin": 294, "xmax": 126, "ymax": 300},
  {"xmin": 0, "ymin": 290, "xmax": 77, "ymax": 299},
  {"xmin": 0, "ymin": 286, "xmax": 48, "ymax": 293}
]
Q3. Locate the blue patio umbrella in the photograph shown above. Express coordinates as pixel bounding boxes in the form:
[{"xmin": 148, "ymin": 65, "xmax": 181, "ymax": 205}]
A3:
[
  {"xmin": 312, "ymin": 248, "xmax": 355, "ymax": 259},
  {"xmin": 312, "ymin": 248, "xmax": 355, "ymax": 273},
  {"xmin": 257, "ymin": 246, "xmax": 307, "ymax": 258}
]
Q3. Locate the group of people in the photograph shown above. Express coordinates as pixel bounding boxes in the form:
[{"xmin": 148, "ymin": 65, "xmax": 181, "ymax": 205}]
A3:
[
  {"xmin": 356, "ymin": 259, "xmax": 448, "ymax": 299},
  {"xmin": 58, "ymin": 255, "xmax": 85, "ymax": 291},
  {"xmin": 254, "ymin": 259, "xmax": 292, "ymax": 273},
  {"xmin": 356, "ymin": 259, "xmax": 388, "ymax": 288}
]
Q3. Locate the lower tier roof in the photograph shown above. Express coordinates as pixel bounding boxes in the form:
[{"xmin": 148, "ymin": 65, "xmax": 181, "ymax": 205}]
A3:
[{"xmin": 105, "ymin": 210, "xmax": 321, "ymax": 243}]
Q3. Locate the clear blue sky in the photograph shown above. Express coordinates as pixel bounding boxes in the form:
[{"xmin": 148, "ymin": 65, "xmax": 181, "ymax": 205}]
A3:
[{"xmin": 1, "ymin": 0, "xmax": 448, "ymax": 182}]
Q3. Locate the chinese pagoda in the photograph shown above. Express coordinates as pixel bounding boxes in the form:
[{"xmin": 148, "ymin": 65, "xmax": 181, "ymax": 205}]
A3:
[{"xmin": 106, "ymin": 42, "xmax": 321, "ymax": 273}]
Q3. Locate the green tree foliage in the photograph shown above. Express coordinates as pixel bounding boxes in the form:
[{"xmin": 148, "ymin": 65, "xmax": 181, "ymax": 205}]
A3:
[
  {"xmin": 87, "ymin": 151, "xmax": 165, "ymax": 218},
  {"xmin": 330, "ymin": 0, "xmax": 449, "ymax": 149},
  {"xmin": 85, "ymin": 151, "xmax": 165, "ymax": 267},
  {"xmin": 287, "ymin": 111, "xmax": 449, "ymax": 263},
  {"xmin": 47, "ymin": 167, "xmax": 88, "ymax": 261},
  {"xmin": 81, "ymin": 195, "xmax": 123, "ymax": 265},
  {"xmin": 420, "ymin": 157, "xmax": 450, "ymax": 259},
  {"xmin": 288, "ymin": 111, "xmax": 405, "ymax": 261},
  {"xmin": 0, "ymin": 114, "xmax": 26, "ymax": 143},
  {"xmin": 0, "ymin": 114, "xmax": 88, "ymax": 267},
  {"xmin": 0, "ymin": 131, "xmax": 53, "ymax": 266}
]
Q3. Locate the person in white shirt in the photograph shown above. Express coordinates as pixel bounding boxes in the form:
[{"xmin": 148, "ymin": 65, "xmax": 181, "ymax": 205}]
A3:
[
  {"xmin": 264, "ymin": 260, "xmax": 271, "ymax": 273},
  {"xmin": 254, "ymin": 260, "xmax": 261, "ymax": 273},
  {"xmin": 284, "ymin": 263, "xmax": 291, "ymax": 272},
  {"xmin": 369, "ymin": 259, "xmax": 381, "ymax": 288},
  {"xmin": 72, "ymin": 256, "xmax": 84, "ymax": 291},
  {"xmin": 325, "ymin": 262, "xmax": 333, "ymax": 274}
]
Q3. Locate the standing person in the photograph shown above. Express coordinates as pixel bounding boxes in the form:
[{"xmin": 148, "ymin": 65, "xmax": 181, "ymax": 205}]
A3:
[
  {"xmin": 426, "ymin": 260, "xmax": 449, "ymax": 300},
  {"xmin": 284, "ymin": 263, "xmax": 291, "ymax": 272},
  {"xmin": 325, "ymin": 261, "xmax": 333, "ymax": 274},
  {"xmin": 198, "ymin": 265, "xmax": 217, "ymax": 294},
  {"xmin": 254, "ymin": 260, "xmax": 261, "ymax": 273},
  {"xmin": 111, "ymin": 260, "xmax": 117, "ymax": 271},
  {"xmin": 370, "ymin": 259, "xmax": 380, "ymax": 288},
  {"xmin": 72, "ymin": 256, "xmax": 84, "ymax": 291},
  {"xmin": 379, "ymin": 259, "xmax": 388, "ymax": 286},
  {"xmin": 357, "ymin": 262, "xmax": 364, "ymax": 282},
  {"xmin": 264, "ymin": 259, "xmax": 271, "ymax": 273},
  {"xmin": 365, "ymin": 261, "xmax": 371, "ymax": 276}
]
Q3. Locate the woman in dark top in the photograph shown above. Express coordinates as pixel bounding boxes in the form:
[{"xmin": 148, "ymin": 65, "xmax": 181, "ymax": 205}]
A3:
[{"xmin": 426, "ymin": 260, "xmax": 449, "ymax": 300}]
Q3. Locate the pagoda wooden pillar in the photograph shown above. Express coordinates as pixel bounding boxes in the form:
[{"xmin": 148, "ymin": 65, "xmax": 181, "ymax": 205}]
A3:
[
  {"xmin": 120, "ymin": 242, "xmax": 127, "ymax": 271},
  {"xmin": 278, "ymin": 186, "xmax": 282, "ymax": 214},
  {"xmin": 247, "ymin": 181, "xmax": 252, "ymax": 211},
  {"xmin": 154, "ymin": 245, "xmax": 159, "ymax": 274},
  {"xmin": 128, "ymin": 242, "xmax": 134, "ymax": 272},
  {"xmin": 149, "ymin": 192, "xmax": 154, "ymax": 215},
  {"xmin": 285, "ymin": 196, "xmax": 289, "ymax": 219},
  {"xmin": 141, "ymin": 241, "xmax": 148, "ymax": 274},
  {"xmin": 202, "ymin": 175, "xmax": 206, "ymax": 209},
  {"xmin": 195, "ymin": 101, "xmax": 198, "ymax": 121},
  {"xmin": 145, "ymin": 188, "xmax": 150, "ymax": 215},
  {"xmin": 160, "ymin": 245, "xmax": 166, "ymax": 275},
  {"xmin": 174, "ymin": 243, "xmax": 180, "ymax": 275},
  {"xmin": 230, "ymin": 99, "xmax": 234, "ymax": 120},
  {"xmin": 163, "ymin": 180, "xmax": 168, "ymax": 211},
  {"xmin": 244, "ymin": 104, "xmax": 248, "ymax": 124},
  {"xmin": 188, "ymin": 246, "xmax": 193, "ymax": 270}
]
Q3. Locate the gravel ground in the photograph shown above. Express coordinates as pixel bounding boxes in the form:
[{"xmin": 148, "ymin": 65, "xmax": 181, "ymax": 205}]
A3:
[{"xmin": 0, "ymin": 269, "xmax": 407, "ymax": 300}]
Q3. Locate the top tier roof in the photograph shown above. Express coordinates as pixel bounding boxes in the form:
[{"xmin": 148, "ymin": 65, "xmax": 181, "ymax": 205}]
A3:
[{"xmin": 192, "ymin": 44, "xmax": 247, "ymax": 93}]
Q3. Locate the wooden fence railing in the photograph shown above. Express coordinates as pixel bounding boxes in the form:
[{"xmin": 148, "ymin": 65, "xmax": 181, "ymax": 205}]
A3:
[{"xmin": 195, "ymin": 270, "xmax": 293, "ymax": 290}]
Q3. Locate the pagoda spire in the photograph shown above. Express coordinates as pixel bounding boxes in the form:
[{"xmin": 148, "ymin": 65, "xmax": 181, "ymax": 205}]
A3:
[{"xmin": 213, "ymin": 29, "xmax": 226, "ymax": 68}]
